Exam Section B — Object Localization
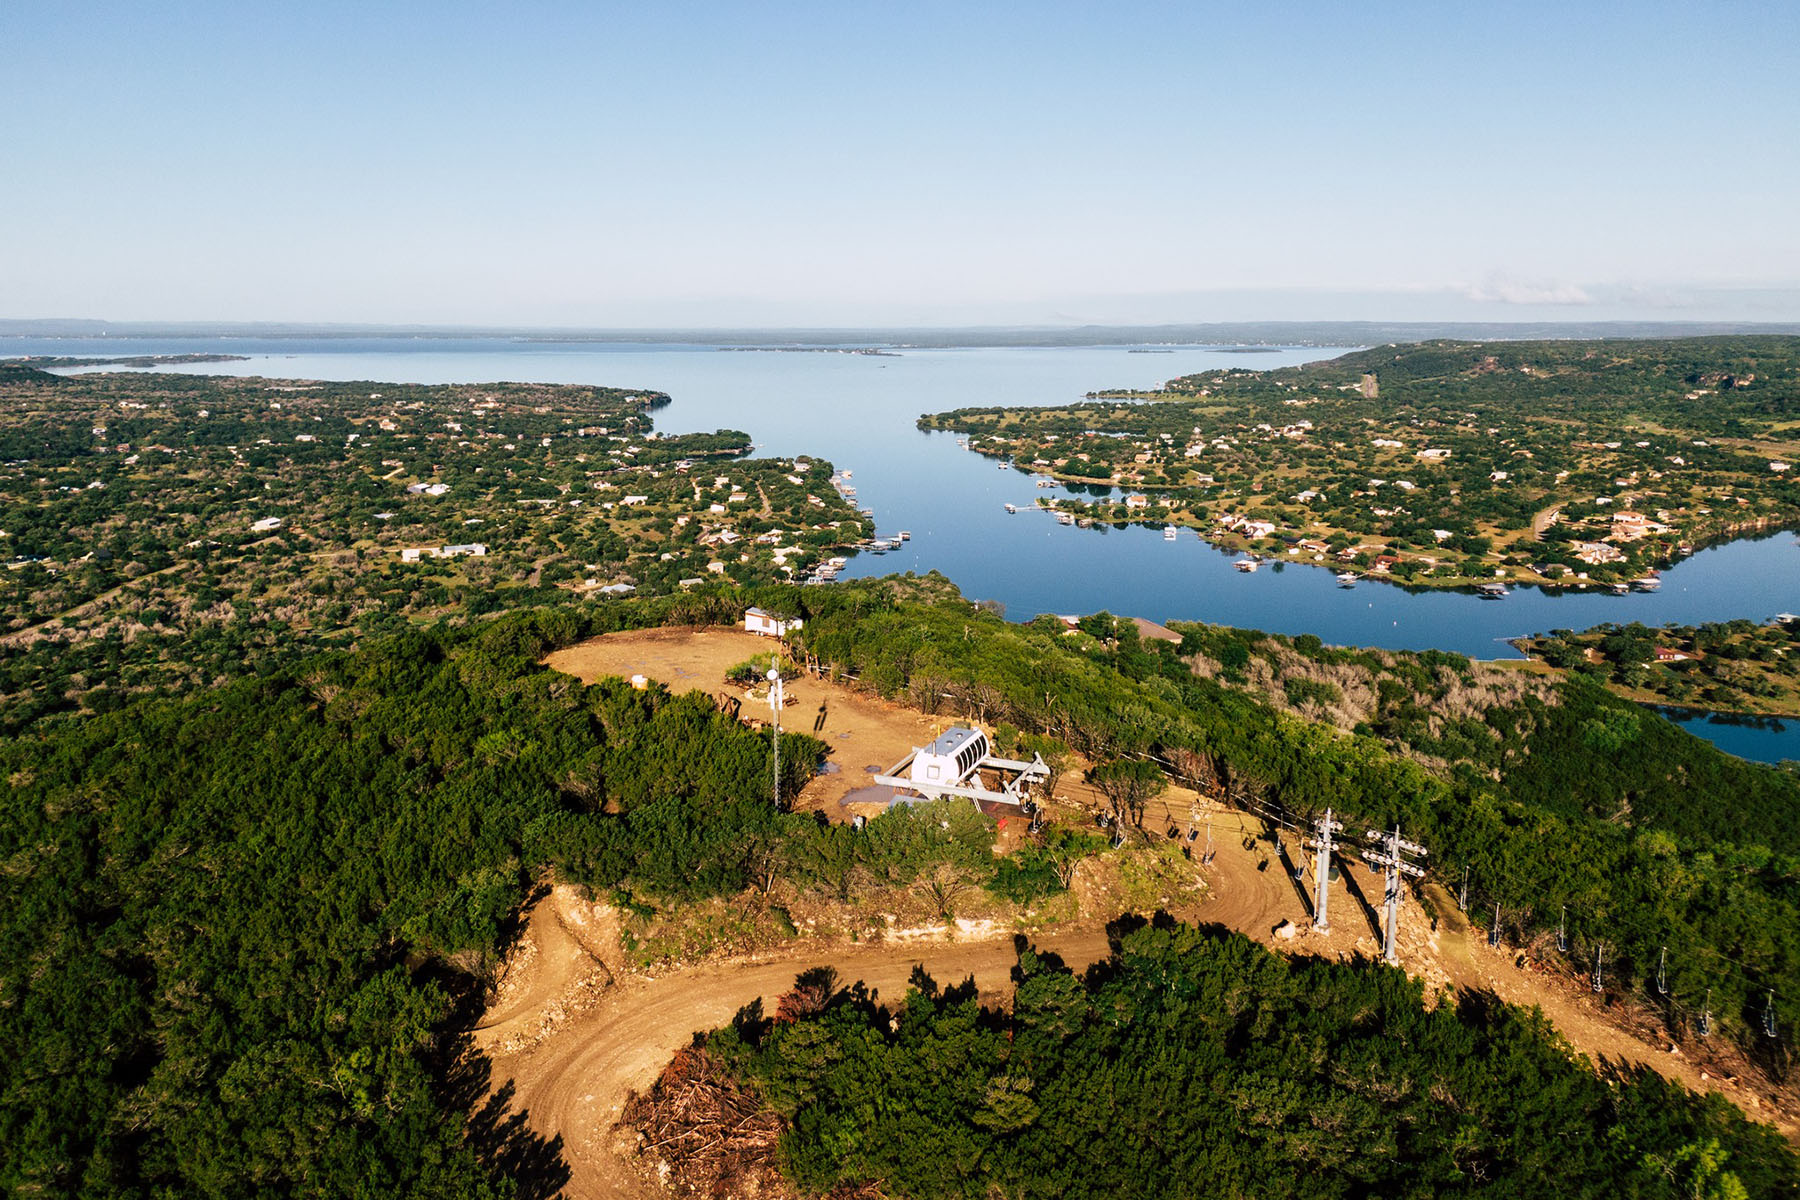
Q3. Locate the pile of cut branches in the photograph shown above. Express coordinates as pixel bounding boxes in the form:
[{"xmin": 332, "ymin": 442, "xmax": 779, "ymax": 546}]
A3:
[{"xmin": 620, "ymin": 1046, "xmax": 786, "ymax": 1197}]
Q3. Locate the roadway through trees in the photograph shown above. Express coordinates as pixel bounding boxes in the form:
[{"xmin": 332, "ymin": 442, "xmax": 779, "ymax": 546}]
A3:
[{"xmin": 498, "ymin": 629, "xmax": 1799, "ymax": 1198}]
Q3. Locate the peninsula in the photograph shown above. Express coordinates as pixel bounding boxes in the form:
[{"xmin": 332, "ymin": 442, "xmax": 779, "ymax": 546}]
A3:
[{"xmin": 921, "ymin": 337, "xmax": 1800, "ymax": 590}]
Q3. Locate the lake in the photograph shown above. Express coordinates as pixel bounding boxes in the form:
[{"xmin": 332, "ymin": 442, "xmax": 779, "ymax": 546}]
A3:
[{"xmin": 15, "ymin": 334, "xmax": 1800, "ymax": 762}]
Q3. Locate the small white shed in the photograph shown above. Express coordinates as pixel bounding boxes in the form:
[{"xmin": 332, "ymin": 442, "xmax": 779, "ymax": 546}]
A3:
[{"xmin": 744, "ymin": 607, "xmax": 803, "ymax": 637}]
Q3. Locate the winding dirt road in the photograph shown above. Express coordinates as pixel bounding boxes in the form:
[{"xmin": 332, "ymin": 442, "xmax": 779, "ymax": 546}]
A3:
[
  {"xmin": 495, "ymin": 630, "xmax": 1796, "ymax": 1198},
  {"xmin": 492, "ymin": 921, "xmax": 1114, "ymax": 1200},
  {"xmin": 483, "ymin": 813, "xmax": 1794, "ymax": 1200}
]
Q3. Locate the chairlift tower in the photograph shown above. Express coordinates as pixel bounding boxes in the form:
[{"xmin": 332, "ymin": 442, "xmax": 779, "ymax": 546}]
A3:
[
  {"xmin": 1363, "ymin": 824, "xmax": 1426, "ymax": 966},
  {"xmin": 1311, "ymin": 809, "xmax": 1342, "ymax": 933}
]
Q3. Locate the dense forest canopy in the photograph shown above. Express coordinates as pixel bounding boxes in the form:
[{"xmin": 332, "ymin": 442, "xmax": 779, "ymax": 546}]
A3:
[
  {"xmin": 672, "ymin": 921, "xmax": 1799, "ymax": 1198},
  {"xmin": 783, "ymin": 579, "xmax": 1800, "ymax": 1052}
]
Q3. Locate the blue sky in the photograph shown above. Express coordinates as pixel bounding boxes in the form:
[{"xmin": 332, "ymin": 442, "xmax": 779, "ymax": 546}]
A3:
[{"xmin": 3, "ymin": 1, "xmax": 1797, "ymax": 326}]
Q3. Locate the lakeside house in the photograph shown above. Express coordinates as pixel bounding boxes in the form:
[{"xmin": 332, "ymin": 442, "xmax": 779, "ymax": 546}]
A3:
[
  {"xmin": 1130, "ymin": 617, "xmax": 1183, "ymax": 645},
  {"xmin": 1574, "ymin": 541, "xmax": 1628, "ymax": 566}
]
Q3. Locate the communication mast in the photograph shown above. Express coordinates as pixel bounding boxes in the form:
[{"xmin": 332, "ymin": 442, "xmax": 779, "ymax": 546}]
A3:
[
  {"xmin": 1311, "ymin": 809, "xmax": 1342, "ymax": 933},
  {"xmin": 1592, "ymin": 943, "xmax": 1606, "ymax": 994},
  {"xmin": 1458, "ymin": 866, "xmax": 1469, "ymax": 912},
  {"xmin": 1656, "ymin": 947, "xmax": 1668, "ymax": 996},
  {"xmin": 1699, "ymin": 989, "xmax": 1712, "ymax": 1038},
  {"xmin": 767, "ymin": 658, "xmax": 784, "ymax": 810},
  {"xmin": 1489, "ymin": 902, "xmax": 1501, "ymax": 949},
  {"xmin": 1363, "ymin": 824, "xmax": 1426, "ymax": 966},
  {"xmin": 1556, "ymin": 906, "xmax": 1567, "ymax": 953}
]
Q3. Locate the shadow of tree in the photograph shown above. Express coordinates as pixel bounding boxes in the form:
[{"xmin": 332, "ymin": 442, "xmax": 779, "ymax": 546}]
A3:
[{"xmin": 442, "ymin": 1039, "xmax": 572, "ymax": 1200}]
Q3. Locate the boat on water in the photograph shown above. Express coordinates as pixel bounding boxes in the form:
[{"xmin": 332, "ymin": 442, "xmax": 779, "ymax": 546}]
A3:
[
  {"xmin": 1164, "ymin": 526, "xmax": 1178, "ymax": 541},
  {"xmin": 1057, "ymin": 512, "xmax": 1076, "ymax": 525},
  {"xmin": 1476, "ymin": 583, "xmax": 1509, "ymax": 599},
  {"xmin": 1608, "ymin": 582, "xmax": 1630, "ymax": 595},
  {"xmin": 1336, "ymin": 572, "xmax": 1357, "ymax": 588},
  {"xmin": 1077, "ymin": 517, "xmax": 1094, "ymax": 528},
  {"xmin": 1630, "ymin": 576, "xmax": 1662, "ymax": 591},
  {"xmin": 896, "ymin": 530, "xmax": 911, "ymax": 541},
  {"xmin": 1004, "ymin": 503, "xmax": 1018, "ymax": 514},
  {"xmin": 1235, "ymin": 558, "xmax": 1258, "ymax": 572}
]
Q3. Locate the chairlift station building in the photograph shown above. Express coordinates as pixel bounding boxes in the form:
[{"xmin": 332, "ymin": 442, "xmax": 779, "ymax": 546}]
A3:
[{"xmin": 874, "ymin": 725, "xmax": 1049, "ymax": 807}]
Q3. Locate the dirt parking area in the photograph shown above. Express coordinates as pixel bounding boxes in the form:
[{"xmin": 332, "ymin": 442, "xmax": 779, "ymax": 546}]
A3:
[{"xmin": 544, "ymin": 627, "xmax": 949, "ymax": 817}]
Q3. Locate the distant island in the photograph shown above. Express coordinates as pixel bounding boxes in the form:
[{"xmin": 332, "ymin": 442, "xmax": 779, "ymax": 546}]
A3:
[
  {"xmin": 717, "ymin": 346, "xmax": 901, "ymax": 356},
  {"xmin": 4, "ymin": 353, "xmax": 250, "ymax": 368}
]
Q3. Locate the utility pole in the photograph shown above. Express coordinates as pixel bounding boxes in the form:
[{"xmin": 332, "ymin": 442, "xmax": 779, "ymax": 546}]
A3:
[
  {"xmin": 1312, "ymin": 808, "xmax": 1342, "ymax": 933},
  {"xmin": 1363, "ymin": 824, "xmax": 1426, "ymax": 966},
  {"xmin": 767, "ymin": 658, "xmax": 784, "ymax": 811}
]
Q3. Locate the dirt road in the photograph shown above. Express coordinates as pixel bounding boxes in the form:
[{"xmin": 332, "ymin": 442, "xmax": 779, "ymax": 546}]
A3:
[
  {"xmin": 498, "ymin": 629, "xmax": 1796, "ymax": 1198},
  {"xmin": 484, "ymin": 808, "xmax": 1795, "ymax": 1199},
  {"xmin": 493, "ymin": 921, "xmax": 1114, "ymax": 1200}
]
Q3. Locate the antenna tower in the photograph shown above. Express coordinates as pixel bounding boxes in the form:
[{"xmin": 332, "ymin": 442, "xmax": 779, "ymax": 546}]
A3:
[{"xmin": 767, "ymin": 658, "xmax": 784, "ymax": 810}]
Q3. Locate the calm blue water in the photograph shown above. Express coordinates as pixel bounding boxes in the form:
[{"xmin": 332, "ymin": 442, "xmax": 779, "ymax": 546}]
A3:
[
  {"xmin": 1651, "ymin": 708, "xmax": 1799, "ymax": 766},
  {"xmin": 14, "ymin": 334, "xmax": 1800, "ymax": 762}
]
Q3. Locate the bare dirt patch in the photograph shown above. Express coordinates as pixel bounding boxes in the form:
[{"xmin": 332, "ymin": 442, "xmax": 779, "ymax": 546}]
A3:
[{"xmin": 546, "ymin": 627, "xmax": 945, "ymax": 817}]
